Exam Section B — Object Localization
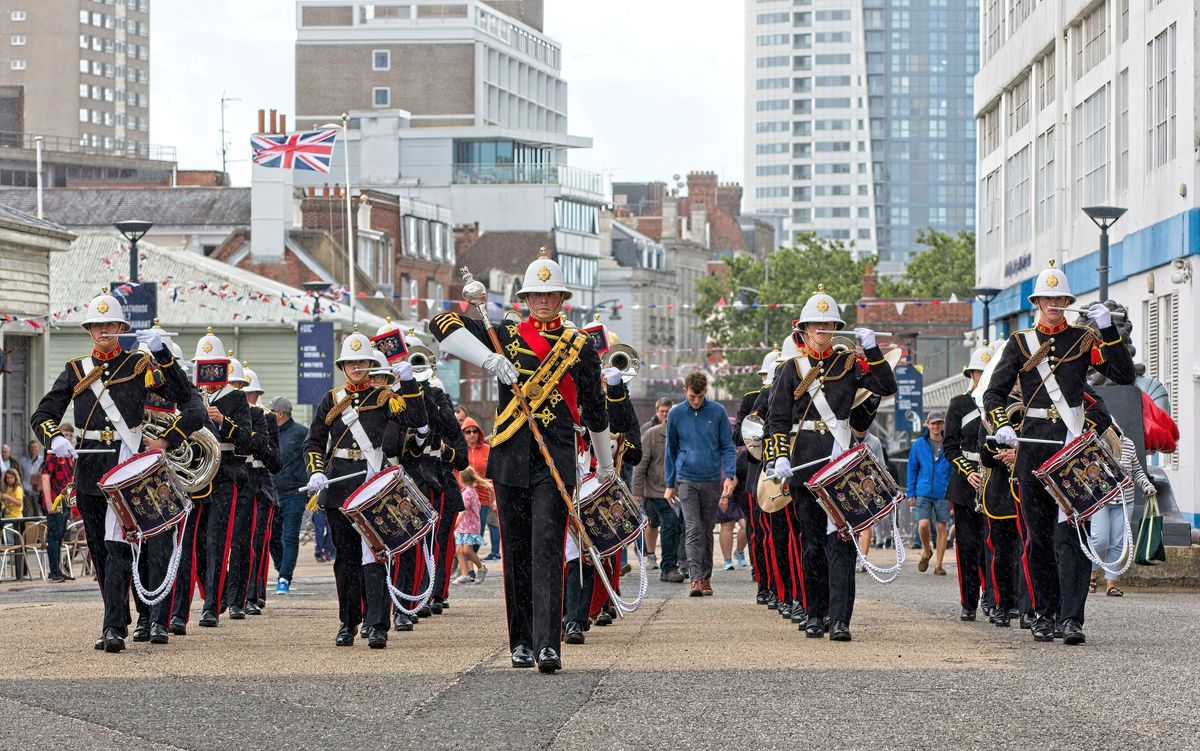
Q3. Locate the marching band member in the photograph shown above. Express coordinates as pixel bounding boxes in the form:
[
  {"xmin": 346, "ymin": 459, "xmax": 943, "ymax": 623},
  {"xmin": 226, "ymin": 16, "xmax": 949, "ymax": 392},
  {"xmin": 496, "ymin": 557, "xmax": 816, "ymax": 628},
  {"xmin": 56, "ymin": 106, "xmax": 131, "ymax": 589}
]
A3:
[
  {"xmin": 430, "ymin": 251, "xmax": 612, "ymax": 674},
  {"xmin": 31, "ymin": 293, "xmax": 203, "ymax": 652},
  {"xmin": 426, "ymin": 374, "xmax": 470, "ymax": 614},
  {"xmin": 233, "ymin": 364, "xmax": 282, "ymax": 616},
  {"xmin": 221, "ymin": 356, "xmax": 260, "ymax": 620},
  {"xmin": 763, "ymin": 286, "xmax": 896, "ymax": 642},
  {"xmin": 303, "ymin": 329, "xmax": 427, "ymax": 647},
  {"xmin": 733, "ymin": 350, "xmax": 779, "ymax": 609},
  {"xmin": 983, "ymin": 263, "xmax": 1134, "ymax": 645},
  {"xmin": 980, "ymin": 401, "xmax": 1024, "ymax": 628},
  {"xmin": 943, "ymin": 344, "xmax": 993, "ymax": 622},
  {"xmin": 171, "ymin": 329, "xmax": 252, "ymax": 631}
]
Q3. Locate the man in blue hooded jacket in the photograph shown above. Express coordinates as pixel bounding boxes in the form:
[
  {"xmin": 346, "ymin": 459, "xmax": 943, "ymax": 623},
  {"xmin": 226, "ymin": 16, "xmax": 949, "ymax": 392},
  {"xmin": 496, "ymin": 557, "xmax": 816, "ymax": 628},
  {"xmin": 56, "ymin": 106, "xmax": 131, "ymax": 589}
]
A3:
[{"xmin": 907, "ymin": 410, "xmax": 952, "ymax": 575}]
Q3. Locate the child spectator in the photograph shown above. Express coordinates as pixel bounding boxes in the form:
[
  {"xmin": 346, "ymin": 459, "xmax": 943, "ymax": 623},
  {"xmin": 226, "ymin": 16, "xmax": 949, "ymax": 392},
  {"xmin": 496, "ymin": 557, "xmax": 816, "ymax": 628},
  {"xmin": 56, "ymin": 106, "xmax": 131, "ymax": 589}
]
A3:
[
  {"xmin": 2, "ymin": 468, "xmax": 24, "ymax": 518},
  {"xmin": 454, "ymin": 467, "xmax": 488, "ymax": 584}
]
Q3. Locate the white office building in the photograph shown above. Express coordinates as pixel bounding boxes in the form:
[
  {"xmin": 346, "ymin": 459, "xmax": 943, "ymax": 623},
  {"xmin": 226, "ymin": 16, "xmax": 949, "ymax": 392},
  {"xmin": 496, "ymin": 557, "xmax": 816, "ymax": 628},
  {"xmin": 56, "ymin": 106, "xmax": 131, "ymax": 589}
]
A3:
[{"xmin": 974, "ymin": 0, "xmax": 1197, "ymax": 525}]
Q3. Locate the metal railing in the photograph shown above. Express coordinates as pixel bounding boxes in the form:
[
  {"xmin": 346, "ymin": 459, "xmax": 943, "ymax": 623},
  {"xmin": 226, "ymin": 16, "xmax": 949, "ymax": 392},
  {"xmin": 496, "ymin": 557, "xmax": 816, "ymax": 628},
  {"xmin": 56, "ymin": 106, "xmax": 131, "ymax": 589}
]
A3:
[
  {"xmin": 0, "ymin": 131, "xmax": 177, "ymax": 162},
  {"xmin": 451, "ymin": 163, "xmax": 603, "ymax": 197}
]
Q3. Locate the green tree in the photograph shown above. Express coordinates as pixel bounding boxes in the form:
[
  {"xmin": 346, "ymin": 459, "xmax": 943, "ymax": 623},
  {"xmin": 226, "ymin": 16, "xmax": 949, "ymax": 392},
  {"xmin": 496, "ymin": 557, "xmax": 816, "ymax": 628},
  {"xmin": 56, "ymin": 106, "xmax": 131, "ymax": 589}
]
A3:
[
  {"xmin": 880, "ymin": 229, "xmax": 977, "ymax": 299},
  {"xmin": 697, "ymin": 234, "xmax": 873, "ymax": 395}
]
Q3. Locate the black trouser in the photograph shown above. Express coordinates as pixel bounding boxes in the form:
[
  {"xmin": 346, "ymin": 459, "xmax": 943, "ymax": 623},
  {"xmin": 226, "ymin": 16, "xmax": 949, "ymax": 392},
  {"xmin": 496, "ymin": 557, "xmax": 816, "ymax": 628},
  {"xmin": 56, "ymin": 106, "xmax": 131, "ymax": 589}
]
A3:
[
  {"xmin": 563, "ymin": 558, "xmax": 595, "ymax": 625},
  {"xmin": 76, "ymin": 493, "xmax": 110, "ymax": 589},
  {"xmin": 46, "ymin": 511, "xmax": 67, "ymax": 577},
  {"xmin": 202, "ymin": 477, "xmax": 239, "ymax": 615},
  {"xmin": 791, "ymin": 494, "xmax": 829, "ymax": 619},
  {"xmin": 1054, "ymin": 520, "xmax": 1092, "ymax": 625},
  {"xmin": 131, "ymin": 532, "xmax": 174, "ymax": 627},
  {"xmin": 327, "ymin": 507, "xmax": 364, "ymax": 629},
  {"xmin": 745, "ymin": 460, "xmax": 769, "ymax": 594},
  {"xmin": 986, "ymin": 516, "xmax": 1020, "ymax": 613},
  {"xmin": 952, "ymin": 501, "xmax": 985, "ymax": 610},
  {"xmin": 432, "ymin": 493, "xmax": 458, "ymax": 602},
  {"xmin": 768, "ymin": 507, "xmax": 798, "ymax": 605},
  {"xmin": 171, "ymin": 501, "xmax": 208, "ymax": 623},
  {"xmin": 495, "ymin": 466, "xmax": 569, "ymax": 655},
  {"xmin": 247, "ymin": 499, "xmax": 274, "ymax": 604},
  {"xmin": 362, "ymin": 561, "xmax": 390, "ymax": 631},
  {"xmin": 826, "ymin": 531, "xmax": 857, "ymax": 625},
  {"xmin": 224, "ymin": 474, "xmax": 258, "ymax": 610}
]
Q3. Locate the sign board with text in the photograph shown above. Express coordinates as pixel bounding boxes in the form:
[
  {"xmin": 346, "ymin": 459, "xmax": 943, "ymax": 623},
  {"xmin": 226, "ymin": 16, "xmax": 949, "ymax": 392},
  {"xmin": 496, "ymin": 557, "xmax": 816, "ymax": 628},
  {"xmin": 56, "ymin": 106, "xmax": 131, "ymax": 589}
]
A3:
[
  {"xmin": 109, "ymin": 281, "xmax": 157, "ymax": 332},
  {"xmin": 297, "ymin": 321, "xmax": 334, "ymax": 405},
  {"xmin": 893, "ymin": 364, "xmax": 924, "ymax": 433}
]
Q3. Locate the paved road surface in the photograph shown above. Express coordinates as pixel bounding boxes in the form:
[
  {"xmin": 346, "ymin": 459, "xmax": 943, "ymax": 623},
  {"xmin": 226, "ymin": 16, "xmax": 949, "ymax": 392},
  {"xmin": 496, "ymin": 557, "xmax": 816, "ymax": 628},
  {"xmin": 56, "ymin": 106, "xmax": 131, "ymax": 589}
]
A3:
[{"xmin": 1, "ymin": 548, "xmax": 1196, "ymax": 750}]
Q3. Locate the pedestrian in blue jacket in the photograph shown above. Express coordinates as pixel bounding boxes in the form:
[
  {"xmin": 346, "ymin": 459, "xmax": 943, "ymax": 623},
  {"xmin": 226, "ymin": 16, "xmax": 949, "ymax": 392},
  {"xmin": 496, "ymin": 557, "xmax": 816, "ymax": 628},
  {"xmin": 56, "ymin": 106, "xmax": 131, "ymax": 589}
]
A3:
[{"xmin": 906, "ymin": 411, "xmax": 952, "ymax": 575}]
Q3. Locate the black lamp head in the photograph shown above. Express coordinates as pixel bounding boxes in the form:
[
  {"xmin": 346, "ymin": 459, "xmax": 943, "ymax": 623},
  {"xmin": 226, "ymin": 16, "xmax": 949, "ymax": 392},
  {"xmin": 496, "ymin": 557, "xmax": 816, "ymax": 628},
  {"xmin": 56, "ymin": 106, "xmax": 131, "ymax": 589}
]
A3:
[{"xmin": 113, "ymin": 219, "xmax": 153, "ymax": 242}]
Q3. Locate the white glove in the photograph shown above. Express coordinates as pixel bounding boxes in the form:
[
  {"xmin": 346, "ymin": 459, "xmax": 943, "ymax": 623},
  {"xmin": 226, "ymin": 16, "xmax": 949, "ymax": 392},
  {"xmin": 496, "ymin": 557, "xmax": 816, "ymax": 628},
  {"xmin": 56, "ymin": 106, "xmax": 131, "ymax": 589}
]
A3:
[
  {"xmin": 601, "ymin": 367, "xmax": 623, "ymax": 387},
  {"xmin": 392, "ymin": 361, "xmax": 414, "ymax": 381},
  {"xmin": 135, "ymin": 329, "xmax": 164, "ymax": 352},
  {"xmin": 1086, "ymin": 303, "xmax": 1113, "ymax": 329},
  {"xmin": 50, "ymin": 435, "xmax": 76, "ymax": 458},
  {"xmin": 771, "ymin": 457, "xmax": 793, "ymax": 481},
  {"xmin": 590, "ymin": 428, "xmax": 615, "ymax": 480},
  {"xmin": 305, "ymin": 472, "xmax": 328, "ymax": 494},
  {"xmin": 483, "ymin": 353, "xmax": 519, "ymax": 385},
  {"xmin": 994, "ymin": 426, "xmax": 1018, "ymax": 447},
  {"xmin": 854, "ymin": 327, "xmax": 877, "ymax": 350},
  {"xmin": 414, "ymin": 425, "xmax": 430, "ymax": 446}
]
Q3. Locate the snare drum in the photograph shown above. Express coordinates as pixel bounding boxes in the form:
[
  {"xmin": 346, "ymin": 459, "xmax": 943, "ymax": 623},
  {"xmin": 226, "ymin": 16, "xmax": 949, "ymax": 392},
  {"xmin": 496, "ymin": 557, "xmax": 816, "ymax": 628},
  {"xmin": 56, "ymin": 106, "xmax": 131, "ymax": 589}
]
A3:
[
  {"xmin": 341, "ymin": 466, "xmax": 437, "ymax": 560},
  {"xmin": 804, "ymin": 445, "xmax": 902, "ymax": 539},
  {"xmin": 98, "ymin": 450, "xmax": 191, "ymax": 540},
  {"xmin": 576, "ymin": 473, "xmax": 646, "ymax": 558},
  {"xmin": 1033, "ymin": 429, "xmax": 1131, "ymax": 524}
]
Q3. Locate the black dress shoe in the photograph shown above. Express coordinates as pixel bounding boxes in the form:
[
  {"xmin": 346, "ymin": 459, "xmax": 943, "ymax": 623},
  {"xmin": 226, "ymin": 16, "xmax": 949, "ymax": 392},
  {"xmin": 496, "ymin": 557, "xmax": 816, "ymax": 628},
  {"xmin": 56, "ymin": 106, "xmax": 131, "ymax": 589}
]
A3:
[
  {"xmin": 229, "ymin": 606, "xmax": 246, "ymax": 620},
  {"xmin": 804, "ymin": 616, "xmax": 825, "ymax": 638},
  {"xmin": 993, "ymin": 613, "xmax": 1011, "ymax": 628},
  {"xmin": 1052, "ymin": 624, "xmax": 1064, "ymax": 640},
  {"xmin": 1062, "ymin": 620, "xmax": 1086, "ymax": 645},
  {"xmin": 335, "ymin": 624, "xmax": 355, "ymax": 647},
  {"xmin": 359, "ymin": 624, "xmax": 369, "ymax": 638},
  {"xmin": 960, "ymin": 607, "xmax": 976, "ymax": 622},
  {"xmin": 594, "ymin": 611, "xmax": 613, "ymax": 627},
  {"xmin": 536, "ymin": 647, "xmax": 562, "ymax": 674},
  {"xmin": 149, "ymin": 623, "xmax": 169, "ymax": 644},
  {"xmin": 244, "ymin": 602, "xmax": 262, "ymax": 616},
  {"xmin": 416, "ymin": 605, "xmax": 433, "ymax": 618},
  {"xmin": 94, "ymin": 636, "xmax": 104, "ymax": 650},
  {"xmin": 255, "ymin": 598, "xmax": 266, "ymax": 609},
  {"xmin": 564, "ymin": 621, "xmax": 585, "ymax": 645},
  {"xmin": 198, "ymin": 611, "xmax": 218, "ymax": 627},
  {"xmin": 755, "ymin": 591, "xmax": 770, "ymax": 605},
  {"xmin": 777, "ymin": 601, "xmax": 793, "ymax": 619},
  {"xmin": 1032, "ymin": 618, "xmax": 1055, "ymax": 642},
  {"xmin": 429, "ymin": 600, "xmax": 444, "ymax": 615},
  {"xmin": 511, "ymin": 645, "xmax": 535, "ymax": 668},
  {"xmin": 437, "ymin": 599, "xmax": 450, "ymax": 610},
  {"xmin": 367, "ymin": 626, "xmax": 388, "ymax": 649},
  {"xmin": 168, "ymin": 617, "xmax": 187, "ymax": 636},
  {"xmin": 102, "ymin": 627, "xmax": 126, "ymax": 653},
  {"xmin": 1019, "ymin": 613, "xmax": 1034, "ymax": 630},
  {"xmin": 790, "ymin": 603, "xmax": 807, "ymax": 624},
  {"xmin": 132, "ymin": 617, "xmax": 151, "ymax": 642},
  {"xmin": 660, "ymin": 569, "xmax": 685, "ymax": 583},
  {"xmin": 393, "ymin": 613, "xmax": 413, "ymax": 632},
  {"xmin": 829, "ymin": 621, "xmax": 852, "ymax": 642},
  {"xmin": 765, "ymin": 594, "xmax": 778, "ymax": 610}
]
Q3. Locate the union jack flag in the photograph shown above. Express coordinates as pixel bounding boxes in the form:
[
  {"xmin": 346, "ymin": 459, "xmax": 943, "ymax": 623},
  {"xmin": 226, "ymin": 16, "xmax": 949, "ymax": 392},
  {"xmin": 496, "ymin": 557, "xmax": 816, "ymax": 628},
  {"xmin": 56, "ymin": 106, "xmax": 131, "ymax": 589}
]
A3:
[{"xmin": 250, "ymin": 129, "xmax": 338, "ymax": 173}]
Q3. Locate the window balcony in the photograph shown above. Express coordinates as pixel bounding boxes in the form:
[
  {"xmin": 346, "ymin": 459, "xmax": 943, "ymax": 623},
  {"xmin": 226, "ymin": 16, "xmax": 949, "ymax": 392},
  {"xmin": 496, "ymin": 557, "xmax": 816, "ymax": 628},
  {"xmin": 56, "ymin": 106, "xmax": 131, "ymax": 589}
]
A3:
[{"xmin": 451, "ymin": 162, "xmax": 604, "ymax": 201}]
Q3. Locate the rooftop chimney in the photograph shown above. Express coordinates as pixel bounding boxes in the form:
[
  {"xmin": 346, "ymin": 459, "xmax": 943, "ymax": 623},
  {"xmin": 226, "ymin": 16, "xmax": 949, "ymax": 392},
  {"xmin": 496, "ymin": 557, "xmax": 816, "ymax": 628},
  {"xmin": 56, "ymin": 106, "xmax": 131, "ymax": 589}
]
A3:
[{"xmin": 250, "ymin": 108, "xmax": 293, "ymax": 261}]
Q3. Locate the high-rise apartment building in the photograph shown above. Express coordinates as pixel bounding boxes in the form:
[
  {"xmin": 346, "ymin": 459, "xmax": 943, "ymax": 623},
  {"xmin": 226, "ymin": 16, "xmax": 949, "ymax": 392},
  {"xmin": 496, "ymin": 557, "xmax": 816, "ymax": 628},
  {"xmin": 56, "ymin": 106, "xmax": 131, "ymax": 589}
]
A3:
[
  {"xmin": 744, "ymin": 0, "xmax": 979, "ymax": 273},
  {"xmin": 974, "ymin": 0, "xmax": 1197, "ymax": 525},
  {"xmin": 0, "ymin": 0, "xmax": 153, "ymax": 157}
]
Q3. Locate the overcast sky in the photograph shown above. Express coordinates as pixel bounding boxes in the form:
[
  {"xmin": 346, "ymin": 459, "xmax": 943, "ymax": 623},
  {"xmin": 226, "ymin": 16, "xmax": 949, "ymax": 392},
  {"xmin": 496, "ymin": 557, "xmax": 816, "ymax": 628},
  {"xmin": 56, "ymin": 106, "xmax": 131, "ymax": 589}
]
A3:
[{"xmin": 151, "ymin": 1, "xmax": 744, "ymax": 189}]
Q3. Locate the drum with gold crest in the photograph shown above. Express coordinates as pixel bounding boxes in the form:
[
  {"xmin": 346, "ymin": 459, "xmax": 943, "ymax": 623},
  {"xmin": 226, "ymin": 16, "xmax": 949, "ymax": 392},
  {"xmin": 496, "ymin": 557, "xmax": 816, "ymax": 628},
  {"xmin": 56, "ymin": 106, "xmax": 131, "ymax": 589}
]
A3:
[
  {"xmin": 804, "ymin": 445, "xmax": 903, "ymax": 540},
  {"xmin": 98, "ymin": 449, "xmax": 191, "ymax": 541},
  {"xmin": 575, "ymin": 473, "xmax": 646, "ymax": 558},
  {"xmin": 1033, "ymin": 429, "xmax": 1131, "ymax": 525},
  {"xmin": 341, "ymin": 465, "xmax": 437, "ymax": 560}
]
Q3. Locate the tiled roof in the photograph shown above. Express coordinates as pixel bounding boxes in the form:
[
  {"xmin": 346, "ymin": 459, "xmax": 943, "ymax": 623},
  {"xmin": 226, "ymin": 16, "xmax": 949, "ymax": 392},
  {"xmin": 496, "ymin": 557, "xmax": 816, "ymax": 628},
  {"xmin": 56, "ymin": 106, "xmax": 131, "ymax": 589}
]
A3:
[
  {"xmin": 0, "ymin": 187, "xmax": 251, "ymax": 228},
  {"xmin": 0, "ymin": 202, "xmax": 74, "ymax": 238},
  {"xmin": 459, "ymin": 230, "xmax": 553, "ymax": 275},
  {"xmin": 50, "ymin": 231, "xmax": 382, "ymax": 328}
]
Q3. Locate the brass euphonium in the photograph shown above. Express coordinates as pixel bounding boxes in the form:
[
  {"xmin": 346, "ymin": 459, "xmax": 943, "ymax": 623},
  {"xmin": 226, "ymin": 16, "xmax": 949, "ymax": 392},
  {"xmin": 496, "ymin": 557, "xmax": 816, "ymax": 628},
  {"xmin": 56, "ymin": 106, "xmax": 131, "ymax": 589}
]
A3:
[
  {"xmin": 143, "ymin": 410, "xmax": 222, "ymax": 493},
  {"xmin": 601, "ymin": 344, "xmax": 640, "ymax": 383}
]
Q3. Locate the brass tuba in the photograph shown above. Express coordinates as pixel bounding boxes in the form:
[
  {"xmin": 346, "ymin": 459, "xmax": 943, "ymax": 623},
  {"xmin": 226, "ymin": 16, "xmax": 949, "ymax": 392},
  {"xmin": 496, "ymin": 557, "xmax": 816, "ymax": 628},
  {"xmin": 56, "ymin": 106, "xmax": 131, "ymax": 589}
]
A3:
[
  {"xmin": 740, "ymin": 414, "xmax": 765, "ymax": 461},
  {"xmin": 601, "ymin": 344, "xmax": 640, "ymax": 383},
  {"xmin": 143, "ymin": 410, "xmax": 222, "ymax": 493},
  {"xmin": 405, "ymin": 345, "xmax": 436, "ymax": 383}
]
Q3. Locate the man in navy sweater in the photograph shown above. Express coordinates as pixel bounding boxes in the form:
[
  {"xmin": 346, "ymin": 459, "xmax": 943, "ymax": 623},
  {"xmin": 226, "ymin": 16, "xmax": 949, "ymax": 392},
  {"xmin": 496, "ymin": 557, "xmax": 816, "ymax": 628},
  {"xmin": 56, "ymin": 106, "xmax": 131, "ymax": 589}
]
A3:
[{"xmin": 664, "ymin": 371, "xmax": 736, "ymax": 597}]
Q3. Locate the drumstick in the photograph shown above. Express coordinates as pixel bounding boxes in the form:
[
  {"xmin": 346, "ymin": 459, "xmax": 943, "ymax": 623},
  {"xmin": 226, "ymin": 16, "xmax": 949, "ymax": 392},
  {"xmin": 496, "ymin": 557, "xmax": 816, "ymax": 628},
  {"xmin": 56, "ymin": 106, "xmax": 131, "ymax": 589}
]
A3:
[
  {"xmin": 1050, "ymin": 306, "xmax": 1126, "ymax": 319},
  {"xmin": 985, "ymin": 436, "xmax": 1064, "ymax": 446},
  {"xmin": 296, "ymin": 470, "xmax": 366, "ymax": 493},
  {"xmin": 117, "ymin": 331, "xmax": 181, "ymax": 338},
  {"xmin": 75, "ymin": 448, "xmax": 117, "ymax": 454},
  {"xmin": 813, "ymin": 329, "xmax": 894, "ymax": 336}
]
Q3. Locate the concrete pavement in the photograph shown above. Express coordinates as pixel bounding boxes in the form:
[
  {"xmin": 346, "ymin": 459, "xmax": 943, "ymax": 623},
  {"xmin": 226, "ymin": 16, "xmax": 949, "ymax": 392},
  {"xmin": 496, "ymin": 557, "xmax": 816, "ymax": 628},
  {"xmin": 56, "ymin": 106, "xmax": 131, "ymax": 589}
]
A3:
[{"xmin": 1, "ymin": 546, "xmax": 1198, "ymax": 750}]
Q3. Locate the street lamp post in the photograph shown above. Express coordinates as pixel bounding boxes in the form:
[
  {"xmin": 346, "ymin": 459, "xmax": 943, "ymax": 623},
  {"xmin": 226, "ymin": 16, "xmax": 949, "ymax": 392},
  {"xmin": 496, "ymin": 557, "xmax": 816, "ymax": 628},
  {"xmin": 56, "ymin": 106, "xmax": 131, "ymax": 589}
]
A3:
[
  {"xmin": 114, "ymin": 220, "xmax": 153, "ymax": 283},
  {"xmin": 1083, "ymin": 205, "xmax": 1127, "ymax": 302},
  {"xmin": 971, "ymin": 286, "xmax": 1001, "ymax": 343}
]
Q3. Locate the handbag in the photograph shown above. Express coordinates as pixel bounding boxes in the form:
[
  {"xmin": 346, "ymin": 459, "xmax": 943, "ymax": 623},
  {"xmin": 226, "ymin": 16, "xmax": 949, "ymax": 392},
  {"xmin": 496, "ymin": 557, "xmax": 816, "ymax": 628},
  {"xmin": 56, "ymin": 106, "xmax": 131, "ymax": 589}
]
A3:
[{"xmin": 1134, "ymin": 493, "xmax": 1166, "ymax": 566}]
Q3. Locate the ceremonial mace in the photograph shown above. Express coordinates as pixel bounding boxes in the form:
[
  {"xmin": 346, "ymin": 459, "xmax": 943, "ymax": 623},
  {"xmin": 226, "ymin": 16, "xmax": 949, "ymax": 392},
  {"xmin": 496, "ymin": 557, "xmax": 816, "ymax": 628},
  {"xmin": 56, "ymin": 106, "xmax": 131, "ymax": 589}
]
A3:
[{"xmin": 459, "ymin": 267, "xmax": 628, "ymax": 616}]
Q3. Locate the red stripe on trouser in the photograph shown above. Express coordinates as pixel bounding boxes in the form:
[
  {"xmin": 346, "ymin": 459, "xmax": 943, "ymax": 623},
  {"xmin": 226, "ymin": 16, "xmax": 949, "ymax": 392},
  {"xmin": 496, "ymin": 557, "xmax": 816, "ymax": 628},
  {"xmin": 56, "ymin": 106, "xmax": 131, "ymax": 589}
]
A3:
[
  {"xmin": 1015, "ymin": 494, "xmax": 1037, "ymax": 613},
  {"xmin": 438, "ymin": 511, "xmax": 459, "ymax": 600},
  {"xmin": 175, "ymin": 510, "xmax": 202, "ymax": 617},
  {"xmin": 785, "ymin": 512, "xmax": 805, "ymax": 607},
  {"xmin": 257, "ymin": 505, "xmax": 275, "ymax": 594},
  {"xmin": 215, "ymin": 485, "xmax": 238, "ymax": 608},
  {"xmin": 759, "ymin": 510, "xmax": 776, "ymax": 591},
  {"xmin": 985, "ymin": 518, "xmax": 1000, "ymax": 609},
  {"xmin": 238, "ymin": 498, "xmax": 260, "ymax": 606},
  {"xmin": 954, "ymin": 524, "xmax": 967, "ymax": 607},
  {"xmin": 766, "ymin": 518, "xmax": 784, "ymax": 599}
]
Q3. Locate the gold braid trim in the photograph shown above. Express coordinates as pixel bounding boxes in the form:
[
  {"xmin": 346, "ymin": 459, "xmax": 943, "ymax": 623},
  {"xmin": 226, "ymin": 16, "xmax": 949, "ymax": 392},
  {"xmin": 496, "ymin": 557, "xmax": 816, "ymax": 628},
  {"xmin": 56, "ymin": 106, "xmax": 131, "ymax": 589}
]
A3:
[
  {"xmin": 133, "ymin": 353, "xmax": 150, "ymax": 376},
  {"xmin": 1057, "ymin": 329, "xmax": 1096, "ymax": 364},
  {"xmin": 324, "ymin": 393, "xmax": 355, "ymax": 425},
  {"xmin": 72, "ymin": 365, "xmax": 104, "ymax": 398},
  {"xmin": 792, "ymin": 358, "xmax": 822, "ymax": 399},
  {"xmin": 376, "ymin": 389, "xmax": 394, "ymax": 407},
  {"xmin": 821, "ymin": 354, "xmax": 856, "ymax": 383},
  {"xmin": 1020, "ymin": 338, "xmax": 1052, "ymax": 373}
]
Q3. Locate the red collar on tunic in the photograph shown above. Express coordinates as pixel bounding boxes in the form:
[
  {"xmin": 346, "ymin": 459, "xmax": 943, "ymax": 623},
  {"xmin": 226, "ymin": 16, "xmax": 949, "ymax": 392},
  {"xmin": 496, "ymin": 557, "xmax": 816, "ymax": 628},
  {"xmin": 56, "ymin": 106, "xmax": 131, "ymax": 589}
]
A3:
[
  {"xmin": 344, "ymin": 380, "xmax": 371, "ymax": 393},
  {"xmin": 806, "ymin": 346, "xmax": 833, "ymax": 359},
  {"xmin": 1037, "ymin": 319, "xmax": 1068, "ymax": 335},
  {"xmin": 91, "ymin": 347, "xmax": 122, "ymax": 362},
  {"xmin": 528, "ymin": 316, "xmax": 563, "ymax": 332}
]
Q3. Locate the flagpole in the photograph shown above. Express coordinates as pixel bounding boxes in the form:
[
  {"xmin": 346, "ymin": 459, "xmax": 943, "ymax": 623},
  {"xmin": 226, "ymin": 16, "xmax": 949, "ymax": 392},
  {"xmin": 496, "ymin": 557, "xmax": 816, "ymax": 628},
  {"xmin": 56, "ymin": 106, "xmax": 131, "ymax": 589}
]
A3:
[{"xmin": 341, "ymin": 112, "xmax": 357, "ymax": 327}]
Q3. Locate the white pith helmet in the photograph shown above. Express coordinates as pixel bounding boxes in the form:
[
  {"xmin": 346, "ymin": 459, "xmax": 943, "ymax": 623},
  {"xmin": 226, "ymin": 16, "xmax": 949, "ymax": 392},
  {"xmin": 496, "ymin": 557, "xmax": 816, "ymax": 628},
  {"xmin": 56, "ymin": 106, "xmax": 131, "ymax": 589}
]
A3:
[
  {"xmin": 81, "ymin": 291, "xmax": 131, "ymax": 332},
  {"xmin": 516, "ymin": 248, "xmax": 572, "ymax": 300},
  {"xmin": 796, "ymin": 284, "xmax": 845, "ymax": 329},
  {"xmin": 1028, "ymin": 259, "xmax": 1075, "ymax": 304},
  {"xmin": 242, "ymin": 363, "xmax": 264, "ymax": 394},
  {"xmin": 193, "ymin": 327, "xmax": 227, "ymax": 362},
  {"xmin": 336, "ymin": 327, "xmax": 374, "ymax": 365}
]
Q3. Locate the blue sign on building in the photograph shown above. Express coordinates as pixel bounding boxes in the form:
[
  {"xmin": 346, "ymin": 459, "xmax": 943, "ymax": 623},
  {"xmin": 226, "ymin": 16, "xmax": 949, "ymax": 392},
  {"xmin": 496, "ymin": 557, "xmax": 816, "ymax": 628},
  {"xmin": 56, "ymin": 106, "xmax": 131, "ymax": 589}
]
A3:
[
  {"xmin": 297, "ymin": 321, "xmax": 334, "ymax": 405},
  {"xmin": 893, "ymin": 364, "xmax": 924, "ymax": 434},
  {"xmin": 109, "ymin": 281, "xmax": 157, "ymax": 332}
]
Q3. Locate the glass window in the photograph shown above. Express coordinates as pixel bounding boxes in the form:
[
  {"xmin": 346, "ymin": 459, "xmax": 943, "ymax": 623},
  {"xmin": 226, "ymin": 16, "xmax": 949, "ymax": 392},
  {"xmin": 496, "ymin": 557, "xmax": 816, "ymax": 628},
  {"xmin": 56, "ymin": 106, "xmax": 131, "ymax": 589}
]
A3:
[
  {"xmin": 372, "ymin": 50, "xmax": 390, "ymax": 71},
  {"xmin": 373, "ymin": 87, "xmax": 390, "ymax": 107},
  {"xmin": 1146, "ymin": 24, "xmax": 1177, "ymax": 171}
]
